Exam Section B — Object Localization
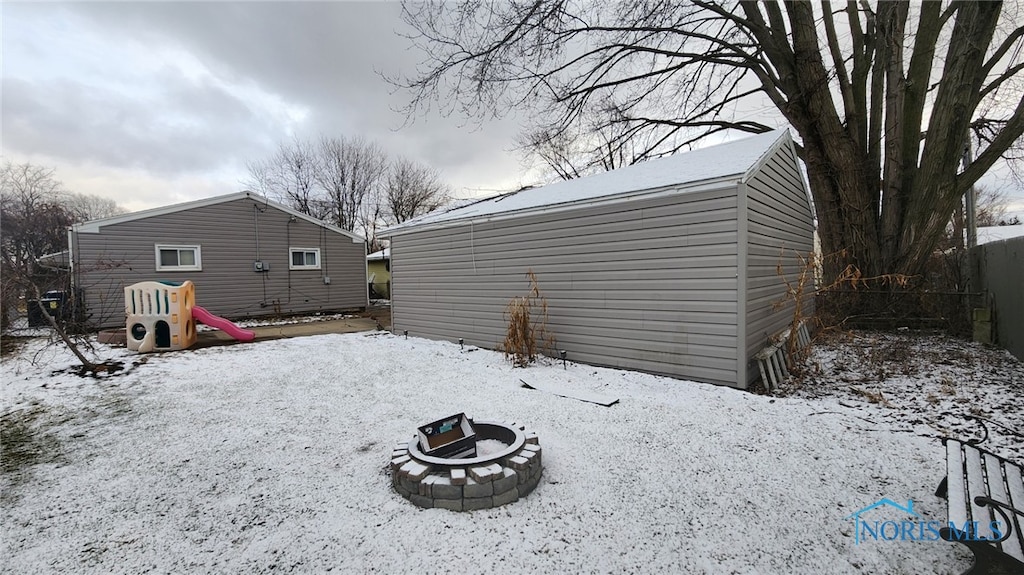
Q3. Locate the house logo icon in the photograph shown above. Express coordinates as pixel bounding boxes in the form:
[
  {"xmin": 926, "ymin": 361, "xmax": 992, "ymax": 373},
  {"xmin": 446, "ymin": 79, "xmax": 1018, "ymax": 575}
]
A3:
[{"xmin": 844, "ymin": 499, "xmax": 919, "ymax": 545}]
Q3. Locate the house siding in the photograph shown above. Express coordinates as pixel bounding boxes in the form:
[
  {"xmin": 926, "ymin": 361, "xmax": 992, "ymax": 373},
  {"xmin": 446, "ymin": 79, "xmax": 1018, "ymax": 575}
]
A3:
[
  {"xmin": 743, "ymin": 142, "xmax": 816, "ymax": 386},
  {"xmin": 72, "ymin": 197, "xmax": 366, "ymax": 328},
  {"xmin": 391, "ymin": 187, "xmax": 742, "ymax": 385},
  {"xmin": 367, "ymin": 260, "xmax": 391, "ymax": 298}
]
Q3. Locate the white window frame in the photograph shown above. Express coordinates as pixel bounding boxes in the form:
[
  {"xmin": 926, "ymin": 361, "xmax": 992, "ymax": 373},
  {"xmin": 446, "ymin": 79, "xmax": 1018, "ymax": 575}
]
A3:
[
  {"xmin": 289, "ymin": 247, "xmax": 321, "ymax": 270},
  {"xmin": 155, "ymin": 244, "xmax": 202, "ymax": 271}
]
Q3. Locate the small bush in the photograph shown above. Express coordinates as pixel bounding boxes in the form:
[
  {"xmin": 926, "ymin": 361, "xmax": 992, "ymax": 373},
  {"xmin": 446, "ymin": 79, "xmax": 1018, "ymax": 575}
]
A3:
[{"xmin": 502, "ymin": 270, "xmax": 555, "ymax": 367}]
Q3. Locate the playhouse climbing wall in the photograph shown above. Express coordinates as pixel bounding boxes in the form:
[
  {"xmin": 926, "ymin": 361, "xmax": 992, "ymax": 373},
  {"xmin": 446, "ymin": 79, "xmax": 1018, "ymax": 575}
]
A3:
[{"xmin": 125, "ymin": 280, "xmax": 197, "ymax": 352}]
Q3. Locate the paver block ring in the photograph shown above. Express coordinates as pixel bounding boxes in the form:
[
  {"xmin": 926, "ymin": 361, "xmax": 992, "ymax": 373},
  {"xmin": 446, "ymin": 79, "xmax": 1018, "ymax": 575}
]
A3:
[{"xmin": 390, "ymin": 420, "xmax": 542, "ymax": 511}]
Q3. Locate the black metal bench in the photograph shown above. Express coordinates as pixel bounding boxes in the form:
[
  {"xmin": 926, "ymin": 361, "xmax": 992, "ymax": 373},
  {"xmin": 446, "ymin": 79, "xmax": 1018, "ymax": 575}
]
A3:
[{"xmin": 935, "ymin": 437, "xmax": 1024, "ymax": 574}]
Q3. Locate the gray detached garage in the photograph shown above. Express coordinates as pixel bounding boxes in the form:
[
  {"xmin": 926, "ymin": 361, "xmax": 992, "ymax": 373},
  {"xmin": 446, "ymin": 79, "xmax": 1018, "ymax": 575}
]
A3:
[
  {"xmin": 383, "ymin": 129, "xmax": 815, "ymax": 388},
  {"xmin": 70, "ymin": 192, "xmax": 367, "ymax": 329}
]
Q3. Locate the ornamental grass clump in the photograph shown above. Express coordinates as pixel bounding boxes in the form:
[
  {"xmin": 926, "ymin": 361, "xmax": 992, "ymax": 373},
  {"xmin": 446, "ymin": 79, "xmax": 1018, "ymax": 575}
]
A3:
[{"xmin": 502, "ymin": 270, "xmax": 555, "ymax": 367}]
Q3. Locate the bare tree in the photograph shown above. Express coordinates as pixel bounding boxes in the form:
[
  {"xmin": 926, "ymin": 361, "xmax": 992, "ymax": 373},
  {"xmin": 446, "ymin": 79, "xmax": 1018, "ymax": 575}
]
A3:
[
  {"xmin": 246, "ymin": 136, "xmax": 388, "ymax": 233},
  {"xmin": 317, "ymin": 136, "xmax": 388, "ymax": 231},
  {"xmin": 384, "ymin": 157, "xmax": 450, "ymax": 223},
  {"xmin": 359, "ymin": 197, "xmax": 388, "ymax": 254},
  {"xmin": 358, "ymin": 156, "xmax": 450, "ymax": 252},
  {"xmin": 397, "ymin": 1, "xmax": 1024, "ymax": 290},
  {"xmin": 518, "ymin": 115, "xmax": 666, "ymax": 181},
  {"xmin": 246, "ymin": 138, "xmax": 324, "ymax": 219},
  {"xmin": 949, "ymin": 185, "xmax": 1014, "ymax": 252},
  {"xmin": 975, "ymin": 186, "xmax": 1011, "ymax": 228},
  {"xmin": 62, "ymin": 192, "xmax": 127, "ymax": 221},
  {"xmin": 1, "ymin": 163, "xmax": 71, "ymax": 279},
  {"xmin": 0, "ymin": 162, "xmax": 104, "ymax": 368}
]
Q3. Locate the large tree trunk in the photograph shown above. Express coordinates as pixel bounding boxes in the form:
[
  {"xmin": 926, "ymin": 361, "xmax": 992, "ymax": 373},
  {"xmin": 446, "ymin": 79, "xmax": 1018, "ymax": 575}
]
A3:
[
  {"xmin": 773, "ymin": 2, "xmax": 882, "ymax": 280},
  {"xmin": 752, "ymin": 1, "xmax": 1008, "ymax": 288},
  {"xmin": 894, "ymin": 1, "xmax": 1003, "ymax": 278}
]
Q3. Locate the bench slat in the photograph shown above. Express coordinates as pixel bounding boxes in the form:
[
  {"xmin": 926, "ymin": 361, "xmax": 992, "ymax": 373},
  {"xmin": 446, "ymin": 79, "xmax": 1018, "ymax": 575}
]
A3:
[
  {"xmin": 966, "ymin": 447, "xmax": 996, "ymax": 541},
  {"xmin": 983, "ymin": 454, "xmax": 1022, "ymax": 560},
  {"xmin": 1004, "ymin": 462, "xmax": 1024, "ymax": 562},
  {"xmin": 947, "ymin": 441, "xmax": 968, "ymax": 526}
]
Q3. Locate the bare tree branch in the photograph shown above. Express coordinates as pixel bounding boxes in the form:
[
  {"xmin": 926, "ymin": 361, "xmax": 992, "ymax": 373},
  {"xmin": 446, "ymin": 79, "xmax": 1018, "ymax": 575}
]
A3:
[{"xmin": 396, "ymin": 0, "xmax": 1024, "ymax": 288}]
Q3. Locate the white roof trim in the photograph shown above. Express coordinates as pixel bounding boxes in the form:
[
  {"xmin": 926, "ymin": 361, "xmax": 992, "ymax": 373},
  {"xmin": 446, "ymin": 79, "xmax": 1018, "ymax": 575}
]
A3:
[
  {"xmin": 73, "ymin": 191, "xmax": 364, "ymax": 243},
  {"xmin": 366, "ymin": 248, "xmax": 390, "ymax": 261},
  {"xmin": 384, "ymin": 129, "xmax": 791, "ymax": 236}
]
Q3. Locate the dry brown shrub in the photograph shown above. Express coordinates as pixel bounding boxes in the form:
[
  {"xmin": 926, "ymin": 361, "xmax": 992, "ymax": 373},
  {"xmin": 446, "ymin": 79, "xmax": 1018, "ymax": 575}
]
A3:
[
  {"xmin": 502, "ymin": 270, "xmax": 555, "ymax": 367},
  {"xmin": 774, "ymin": 249, "xmax": 915, "ymax": 372}
]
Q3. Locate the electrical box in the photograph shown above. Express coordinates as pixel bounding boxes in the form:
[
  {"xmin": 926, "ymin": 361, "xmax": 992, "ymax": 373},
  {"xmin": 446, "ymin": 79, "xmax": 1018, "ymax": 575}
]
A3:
[
  {"xmin": 417, "ymin": 413, "xmax": 476, "ymax": 459},
  {"xmin": 253, "ymin": 261, "xmax": 270, "ymax": 272},
  {"xmin": 323, "ymin": 276, "xmax": 331, "ymax": 285}
]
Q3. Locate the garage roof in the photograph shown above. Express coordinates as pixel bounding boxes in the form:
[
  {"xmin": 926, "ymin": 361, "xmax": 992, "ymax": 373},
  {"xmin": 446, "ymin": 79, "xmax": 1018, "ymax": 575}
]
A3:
[{"xmin": 385, "ymin": 129, "xmax": 792, "ymax": 236}]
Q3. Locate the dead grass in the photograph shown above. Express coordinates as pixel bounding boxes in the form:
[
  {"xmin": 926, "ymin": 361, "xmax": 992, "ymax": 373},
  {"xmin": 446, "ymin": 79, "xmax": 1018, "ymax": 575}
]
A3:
[
  {"xmin": 502, "ymin": 270, "xmax": 555, "ymax": 368},
  {"xmin": 847, "ymin": 385, "xmax": 892, "ymax": 407},
  {"xmin": 1, "ymin": 405, "xmax": 63, "ymax": 505},
  {"xmin": 776, "ymin": 329, "xmax": 1024, "ymax": 463},
  {"xmin": 1, "ymin": 335, "xmax": 30, "ymax": 358}
]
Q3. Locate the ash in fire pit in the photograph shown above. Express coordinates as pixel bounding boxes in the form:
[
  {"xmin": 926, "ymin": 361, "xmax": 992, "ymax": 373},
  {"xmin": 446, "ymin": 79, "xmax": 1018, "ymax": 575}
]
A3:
[{"xmin": 390, "ymin": 417, "xmax": 542, "ymax": 511}]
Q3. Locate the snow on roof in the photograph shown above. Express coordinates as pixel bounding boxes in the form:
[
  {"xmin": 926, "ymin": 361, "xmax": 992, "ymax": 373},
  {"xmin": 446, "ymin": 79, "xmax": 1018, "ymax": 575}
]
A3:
[
  {"xmin": 37, "ymin": 250, "xmax": 70, "ymax": 269},
  {"xmin": 385, "ymin": 129, "xmax": 792, "ymax": 235},
  {"xmin": 977, "ymin": 225, "xmax": 1024, "ymax": 245},
  {"xmin": 366, "ymin": 248, "xmax": 390, "ymax": 261}
]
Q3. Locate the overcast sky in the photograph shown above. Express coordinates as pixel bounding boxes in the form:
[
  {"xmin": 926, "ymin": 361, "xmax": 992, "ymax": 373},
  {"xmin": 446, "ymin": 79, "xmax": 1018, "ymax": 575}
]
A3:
[
  {"xmin": 2, "ymin": 1, "xmax": 536, "ymax": 213},
  {"xmin": 3, "ymin": 1, "xmax": 1023, "ymax": 221}
]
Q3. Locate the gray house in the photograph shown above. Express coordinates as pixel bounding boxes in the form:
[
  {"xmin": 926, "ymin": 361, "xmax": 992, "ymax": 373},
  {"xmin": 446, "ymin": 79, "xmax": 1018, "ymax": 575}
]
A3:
[
  {"xmin": 383, "ymin": 130, "xmax": 815, "ymax": 388},
  {"xmin": 70, "ymin": 192, "xmax": 367, "ymax": 329}
]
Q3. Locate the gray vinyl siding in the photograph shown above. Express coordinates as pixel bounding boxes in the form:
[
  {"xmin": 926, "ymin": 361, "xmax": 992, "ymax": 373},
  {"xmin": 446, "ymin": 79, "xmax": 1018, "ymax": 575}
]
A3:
[
  {"xmin": 72, "ymin": 197, "xmax": 366, "ymax": 328},
  {"xmin": 388, "ymin": 131, "xmax": 816, "ymax": 388},
  {"xmin": 391, "ymin": 187, "xmax": 742, "ymax": 385},
  {"xmin": 743, "ymin": 142, "xmax": 816, "ymax": 386}
]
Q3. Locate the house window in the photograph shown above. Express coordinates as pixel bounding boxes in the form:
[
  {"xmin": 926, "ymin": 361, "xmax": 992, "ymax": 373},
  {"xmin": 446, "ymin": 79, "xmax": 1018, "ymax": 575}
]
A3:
[
  {"xmin": 155, "ymin": 245, "xmax": 202, "ymax": 271},
  {"xmin": 289, "ymin": 247, "xmax": 321, "ymax": 270}
]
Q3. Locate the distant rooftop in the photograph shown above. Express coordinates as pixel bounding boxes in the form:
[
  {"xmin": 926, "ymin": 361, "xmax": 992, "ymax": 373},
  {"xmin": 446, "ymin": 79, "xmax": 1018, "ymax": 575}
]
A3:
[
  {"xmin": 977, "ymin": 225, "xmax": 1024, "ymax": 245},
  {"xmin": 367, "ymin": 248, "xmax": 390, "ymax": 261}
]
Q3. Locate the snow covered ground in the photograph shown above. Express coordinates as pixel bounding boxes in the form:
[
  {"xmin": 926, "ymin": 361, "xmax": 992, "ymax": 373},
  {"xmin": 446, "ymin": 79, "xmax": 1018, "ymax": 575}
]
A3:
[{"xmin": 2, "ymin": 328, "xmax": 1020, "ymax": 574}]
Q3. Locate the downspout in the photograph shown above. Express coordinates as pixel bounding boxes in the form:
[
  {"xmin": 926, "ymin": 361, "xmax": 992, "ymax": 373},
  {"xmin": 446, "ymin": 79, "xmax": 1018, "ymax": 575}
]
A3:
[
  {"xmin": 321, "ymin": 225, "xmax": 330, "ymax": 302},
  {"xmin": 66, "ymin": 227, "xmax": 77, "ymax": 322},
  {"xmin": 66, "ymin": 227, "xmax": 75, "ymax": 288},
  {"xmin": 65, "ymin": 226, "xmax": 84, "ymax": 328},
  {"xmin": 285, "ymin": 213, "xmax": 295, "ymax": 305}
]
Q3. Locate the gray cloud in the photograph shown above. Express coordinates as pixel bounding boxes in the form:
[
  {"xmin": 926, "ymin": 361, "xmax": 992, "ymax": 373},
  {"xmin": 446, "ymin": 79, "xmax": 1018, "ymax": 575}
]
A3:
[
  {"xmin": 4, "ymin": 72, "xmax": 276, "ymax": 175},
  {"xmin": 2, "ymin": 1, "xmax": 530, "ymax": 208}
]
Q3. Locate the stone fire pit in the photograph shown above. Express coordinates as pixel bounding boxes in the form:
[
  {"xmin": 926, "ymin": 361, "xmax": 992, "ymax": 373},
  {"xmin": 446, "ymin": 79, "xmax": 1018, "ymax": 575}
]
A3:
[{"xmin": 390, "ymin": 420, "xmax": 542, "ymax": 511}]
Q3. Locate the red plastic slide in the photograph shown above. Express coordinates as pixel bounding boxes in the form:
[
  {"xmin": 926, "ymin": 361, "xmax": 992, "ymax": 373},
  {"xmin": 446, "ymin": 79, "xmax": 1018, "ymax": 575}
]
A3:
[{"xmin": 192, "ymin": 305, "xmax": 256, "ymax": 342}]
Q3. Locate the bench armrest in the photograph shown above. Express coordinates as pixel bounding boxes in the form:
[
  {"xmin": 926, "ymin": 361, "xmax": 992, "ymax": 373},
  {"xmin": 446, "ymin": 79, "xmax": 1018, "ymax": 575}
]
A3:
[{"xmin": 974, "ymin": 496, "xmax": 1023, "ymax": 544}]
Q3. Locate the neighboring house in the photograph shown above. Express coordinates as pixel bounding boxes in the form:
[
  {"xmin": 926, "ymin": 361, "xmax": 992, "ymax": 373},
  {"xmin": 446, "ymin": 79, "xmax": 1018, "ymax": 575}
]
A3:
[
  {"xmin": 366, "ymin": 248, "xmax": 391, "ymax": 299},
  {"xmin": 382, "ymin": 130, "xmax": 815, "ymax": 389},
  {"xmin": 69, "ymin": 192, "xmax": 367, "ymax": 329}
]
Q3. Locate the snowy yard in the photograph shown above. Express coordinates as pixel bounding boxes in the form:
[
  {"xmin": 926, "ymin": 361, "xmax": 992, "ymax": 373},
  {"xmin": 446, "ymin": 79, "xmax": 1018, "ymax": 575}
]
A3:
[{"xmin": 2, "ymin": 328, "xmax": 1021, "ymax": 574}]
